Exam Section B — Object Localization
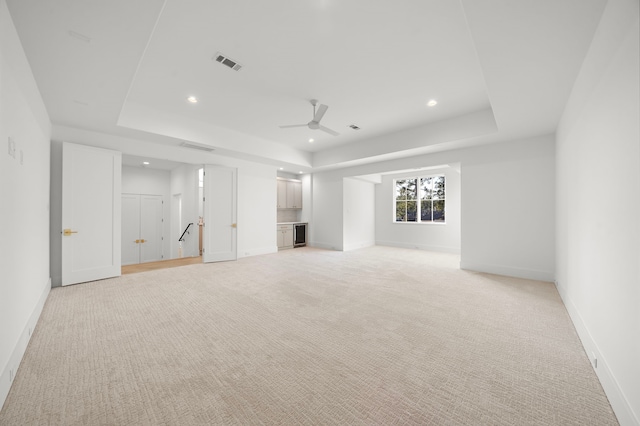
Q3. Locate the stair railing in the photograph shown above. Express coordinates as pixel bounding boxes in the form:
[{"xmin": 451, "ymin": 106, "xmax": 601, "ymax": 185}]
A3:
[{"xmin": 178, "ymin": 223, "xmax": 194, "ymax": 242}]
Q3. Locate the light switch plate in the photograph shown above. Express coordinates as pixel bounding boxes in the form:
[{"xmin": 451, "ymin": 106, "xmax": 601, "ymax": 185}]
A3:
[{"xmin": 8, "ymin": 137, "xmax": 16, "ymax": 158}]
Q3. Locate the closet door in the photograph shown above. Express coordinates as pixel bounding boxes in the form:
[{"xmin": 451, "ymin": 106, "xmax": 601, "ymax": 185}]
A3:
[
  {"xmin": 121, "ymin": 194, "xmax": 141, "ymax": 266},
  {"xmin": 121, "ymin": 194, "xmax": 164, "ymax": 265},
  {"xmin": 139, "ymin": 195, "xmax": 163, "ymax": 263}
]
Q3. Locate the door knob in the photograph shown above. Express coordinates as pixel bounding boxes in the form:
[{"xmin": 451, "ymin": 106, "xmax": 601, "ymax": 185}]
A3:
[
  {"xmin": 231, "ymin": 223, "xmax": 237, "ymax": 228},
  {"xmin": 135, "ymin": 239, "xmax": 140, "ymax": 243},
  {"xmin": 140, "ymin": 239, "xmax": 146, "ymax": 243},
  {"xmin": 63, "ymin": 229, "xmax": 78, "ymax": 236}
]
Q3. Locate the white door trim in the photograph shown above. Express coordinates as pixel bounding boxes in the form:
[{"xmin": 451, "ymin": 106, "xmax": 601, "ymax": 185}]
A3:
[{"xmin": 62, "ymin": 142, "xmax": 121, "ymax": 286}]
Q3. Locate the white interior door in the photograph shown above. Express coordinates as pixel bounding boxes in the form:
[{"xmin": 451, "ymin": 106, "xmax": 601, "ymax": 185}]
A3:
[
  {"xmin": 121, "ymin": 194, "xmax": 140, "ymax": 266},
  {"xmin": 62, "ymin": 142, "xmax": 121, "ymax": 286},
  {"xmin": 140, "ymin": 195, "xmax": 163, "ymax": 263},
  {"xmin": 203, "ymin": 165, "xmax": 237, "ymax": 263},
  {"xmin": 122, "ymin": 194, "xmax": 163, "ymax": 265}
]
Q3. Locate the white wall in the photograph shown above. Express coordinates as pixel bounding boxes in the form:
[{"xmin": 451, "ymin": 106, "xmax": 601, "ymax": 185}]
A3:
[
  {"xmin": 375, "ymin": 166, "xmax": 461, "ymax": 253},
  {"xmin": 0, "ymin": 0, "xmax": 51, "ymax": 408},
  {"xmin": 310, "ymin": 173, "xmax": 344, "ymax": 250},
  {"xmin": 300, "ymin": 173, "xmax": 312, "ymax": 224},
  {"xmin": 122, "ymin": 165, "xmax": 171, "ymax": 259},
  {"xmin": 309, "ymin": 135, "xmax": 555, "ymax": 281},
  {"xmin": 460, "ymin": 137, "xmax": 555, "ymax": 281},
  {"xmin": 556, "ymin": 1, "xmax": 639, "ymax": 423},
  {"xmin": 237, "ymin": 163, "xmax": 277, "ymax": 257},
  {"xmin": 343, "ymin": 178, "xmax": 375, "ymax": 251}
]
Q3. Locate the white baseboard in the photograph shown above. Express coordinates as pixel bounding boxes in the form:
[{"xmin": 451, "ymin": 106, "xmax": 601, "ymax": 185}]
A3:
[
  {"xmin": 238, "ymin": 246, "xmax": 278, "ymax": 258},
  {"xmin": 555, "ymin": 281, "xmax": 639, "ymax": 426},
  {"xmin": 0, "ymin": 277, "xmax": 51, "ymax": 411},
  {"xmin": 308, "ymin": 241, "xmax": 341, "ymax": 251},
  {"xmin": 460, "ymin": 260, "xmax": 554, "ymax": 282},
  {"xmin": 376, "ymin": 240, "xmax": 461, "ymax": 254},
  {"xmin": 343, "ymin": 240, "xmax": 375, "ymax": 251}
]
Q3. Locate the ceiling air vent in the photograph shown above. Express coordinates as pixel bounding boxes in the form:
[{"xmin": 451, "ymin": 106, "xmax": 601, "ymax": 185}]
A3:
[
  {"xmin": 214, "ymin": 52, "xmax": 242, "ymax": 71},
  {"xmin": 180, "ymin": 142, "xmax": 215, "ymax": 153},
  {"xmin": 348, "ymin": 124, "xmax": 361, "ymax": 130}
]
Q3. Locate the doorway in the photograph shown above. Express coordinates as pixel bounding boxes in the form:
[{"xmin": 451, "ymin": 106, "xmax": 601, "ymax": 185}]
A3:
[{"xmin": 120, "ymin": 157, "xmax": 238, "ymax": 269}]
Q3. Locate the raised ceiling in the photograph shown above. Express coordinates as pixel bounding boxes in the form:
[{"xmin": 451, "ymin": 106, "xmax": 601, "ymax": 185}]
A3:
[{"xmin": 7, "ymin": 0, "xmax": 607, "ymax": 171}]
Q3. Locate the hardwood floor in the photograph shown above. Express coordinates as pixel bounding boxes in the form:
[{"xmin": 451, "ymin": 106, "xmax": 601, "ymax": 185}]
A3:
[{"xmin": 121, "ymin": 256, "xmax": 203, "ymax": 275}]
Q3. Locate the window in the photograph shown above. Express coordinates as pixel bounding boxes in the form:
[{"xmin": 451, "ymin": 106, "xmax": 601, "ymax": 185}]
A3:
[{"xmin": 394, "ymin": 175, "xmax": 445, "ymax": 223}]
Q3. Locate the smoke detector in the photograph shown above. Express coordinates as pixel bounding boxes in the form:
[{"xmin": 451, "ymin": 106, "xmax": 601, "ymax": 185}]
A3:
[{"xmin": 213, "ymin": 52, "xmax": 242, "ymax": 71}]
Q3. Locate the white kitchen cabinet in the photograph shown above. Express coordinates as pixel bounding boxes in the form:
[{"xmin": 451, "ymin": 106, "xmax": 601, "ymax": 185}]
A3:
[
  {"xmin": 286, "ymin": 181, "xmax": 302, "ymax": 209},
  {"xmin": 277, "ymin": 179, "xmax": 287, "ymax": 208},
  {"xmin": 277, "ymin": 178, "xmax": 302, "ymax": 209},
  {"xmin": 277, "ymin": 224, "xmax": 294, "ymax": 249}
]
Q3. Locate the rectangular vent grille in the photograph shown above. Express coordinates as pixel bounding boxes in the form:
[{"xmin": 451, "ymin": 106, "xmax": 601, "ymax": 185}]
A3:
[
  {"xmin": 180, "ymin": 142, "xmax": 215, "ymax": 152},
  {"xmin": 214, "ymin": 52, "xmax": 242, "ymax": 71},
  {"xmin": 348, "ymin": 124, "xmax": 361, "ymax": 130}
]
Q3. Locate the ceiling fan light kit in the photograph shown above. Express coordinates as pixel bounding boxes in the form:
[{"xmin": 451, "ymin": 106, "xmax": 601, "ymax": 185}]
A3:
[{"xmin": 279, "ymin": 99, "xmax": 340, "ymax": 137}]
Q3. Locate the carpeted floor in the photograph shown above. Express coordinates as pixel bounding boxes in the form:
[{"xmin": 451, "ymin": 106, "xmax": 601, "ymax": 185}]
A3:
[{"xmin": 0, "ymin": 246, "xmax": 618, "ymax": 425}]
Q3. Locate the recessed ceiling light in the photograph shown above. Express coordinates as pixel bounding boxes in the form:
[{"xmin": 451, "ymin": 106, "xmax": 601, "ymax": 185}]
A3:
[
  {"xmin": 427, "ymin": 99, "xmax": 438, "ymax": 107},
  {"xmin": 142, "ymin": 161, "xmax": 150, "ymax": 165},
  {"xmin": 279, "ymin": 167, "xmax": 284, "ymax": 170},
  {"xmin": 299, "ymin": 171, "xmax": 303, "ymax": 174},
  {"xmin": 308, "ymin": 138, "xmax": 314, "ymax": 143},
  {"xmin": 187, "ymin": 96, "xmax": 198, "ymax": 103}
]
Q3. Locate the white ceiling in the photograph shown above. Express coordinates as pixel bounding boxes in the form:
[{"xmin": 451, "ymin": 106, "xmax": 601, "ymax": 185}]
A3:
[
  {"xmin": 121, "ymin": 154, "xmax": 180, "ymax": 171},
  {"xmin": 7, "ymin": 0, "xmax": 607, "ymax": 172}
]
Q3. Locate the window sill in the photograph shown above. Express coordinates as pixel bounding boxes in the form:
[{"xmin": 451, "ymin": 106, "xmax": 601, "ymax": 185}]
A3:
[{"xmin": 393, "ymin": 221, "xmax": 446, "ymax": 225}]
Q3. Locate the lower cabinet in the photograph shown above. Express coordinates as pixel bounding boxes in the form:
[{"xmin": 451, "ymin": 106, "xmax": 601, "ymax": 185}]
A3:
[{"xmin": 277, "ymin": 224, "xmax": 294, "ymax": 250}]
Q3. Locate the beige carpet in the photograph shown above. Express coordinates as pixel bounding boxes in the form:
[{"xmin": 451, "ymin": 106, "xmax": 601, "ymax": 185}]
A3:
[{"xmin": 0, "ymin": 246, "xmax": 617, "ymax": 425}]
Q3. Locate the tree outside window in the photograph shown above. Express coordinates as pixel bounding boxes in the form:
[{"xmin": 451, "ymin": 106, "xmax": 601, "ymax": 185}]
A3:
[
  {"xmin": 395, "ymin": 179, "xmax": 417, "ymax": 222},
  {"xmin": 395, "ymin": 175, "xmax": 445, "ymax": 223}
]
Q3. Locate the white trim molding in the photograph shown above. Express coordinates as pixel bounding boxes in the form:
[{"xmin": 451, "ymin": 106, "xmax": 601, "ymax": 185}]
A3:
[
  {"xmin": 460, "ymin": 260, "xmax": 554, "ymax": 282},
  {"xmin": 556, "ymin": 281, "xmax": 639, "ymax": 426},
  {"xmin": 0, "ymin": 278, "xmax": 51, "ymax": 410}
]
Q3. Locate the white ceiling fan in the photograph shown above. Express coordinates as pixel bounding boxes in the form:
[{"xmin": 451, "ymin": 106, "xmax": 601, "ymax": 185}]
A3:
[{"xmin": 279, "ymin": 99, "xmax": 339, "ymax": 136}]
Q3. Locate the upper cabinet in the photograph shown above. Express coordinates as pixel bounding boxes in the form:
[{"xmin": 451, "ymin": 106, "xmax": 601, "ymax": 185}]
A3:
[
  {"xmin": 286, "ymin": 180, "xmax": 302, "ymax": 208},
  {"xmin": 277, "ymin": 179, "xmax": 288, "ymax": 208},
  {"xmin": 277, "ymin": 178, "xmax": 302, "ymax": 209}
]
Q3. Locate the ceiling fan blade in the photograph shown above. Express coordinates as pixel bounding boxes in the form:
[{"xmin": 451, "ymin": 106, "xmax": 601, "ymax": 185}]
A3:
[
  {"xmin": 279, "ymin": 124, "xmax": 308, "ymax": 129},
  {"xmin": 313, "ymin": 104, "xmax": 328, "ymax": 122},
  {"xmin": 319, "ymin": 125, "xmax": 339, "ymax": 137}
]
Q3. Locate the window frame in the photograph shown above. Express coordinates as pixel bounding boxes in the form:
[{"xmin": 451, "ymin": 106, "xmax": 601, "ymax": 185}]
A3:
[{"xmin": 393, "ymin": 174, "xmax": 446, "ymax": 224}]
